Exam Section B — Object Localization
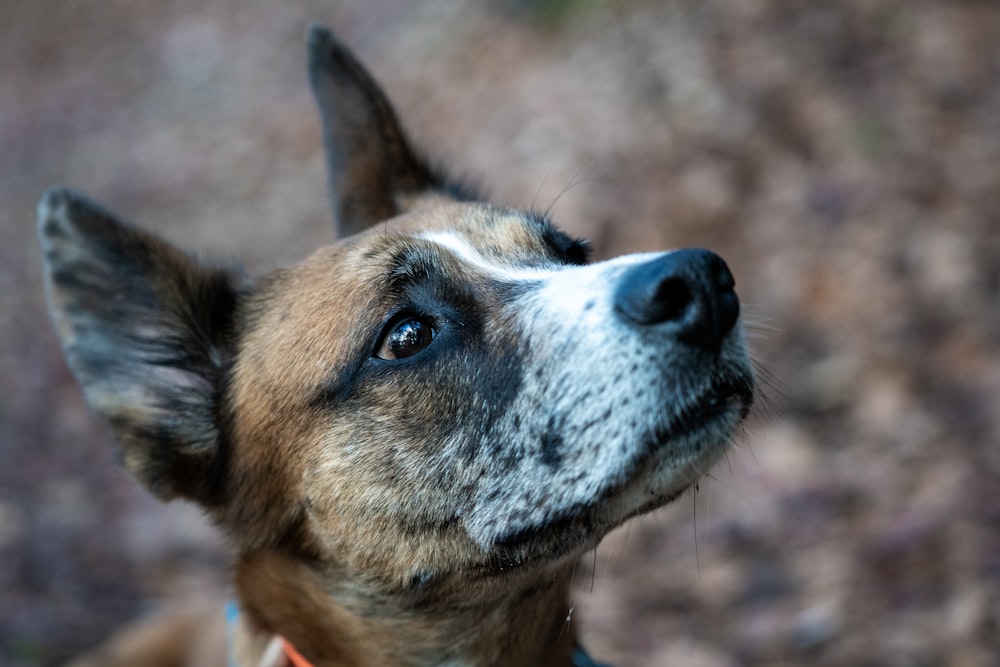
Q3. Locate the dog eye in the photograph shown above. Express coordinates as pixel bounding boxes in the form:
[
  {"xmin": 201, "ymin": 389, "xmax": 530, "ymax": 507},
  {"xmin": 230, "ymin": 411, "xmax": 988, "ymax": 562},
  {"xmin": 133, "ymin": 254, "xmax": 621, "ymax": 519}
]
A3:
[{"xmin": 376, "ymin": 317, "xmax": 435, "ymax": 360}]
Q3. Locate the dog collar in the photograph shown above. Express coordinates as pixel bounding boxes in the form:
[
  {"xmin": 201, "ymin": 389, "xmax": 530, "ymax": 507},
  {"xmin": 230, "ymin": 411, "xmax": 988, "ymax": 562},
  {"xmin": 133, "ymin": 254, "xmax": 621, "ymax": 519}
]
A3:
[
  {"xmin": 226, "ymin": 601, "xmax": 310, "ymax": 667},
  {"xmin": 279, "ymin": 637, "xmax": 314, "ymax": 667},
  {"xmin": 226, "ymin": 601, "xmax": 609, "ymax": 667},
  {"xmin": 572, "ymin": 643, "xmax": 612, "ymax": 667}
]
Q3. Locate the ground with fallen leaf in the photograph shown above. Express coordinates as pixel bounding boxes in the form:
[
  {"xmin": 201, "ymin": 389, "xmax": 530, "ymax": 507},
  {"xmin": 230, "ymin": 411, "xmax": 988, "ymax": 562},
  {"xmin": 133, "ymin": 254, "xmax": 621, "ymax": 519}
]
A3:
[{"xmin": 1, "ymin": 2, "xmax": 997, "ymax": 665}]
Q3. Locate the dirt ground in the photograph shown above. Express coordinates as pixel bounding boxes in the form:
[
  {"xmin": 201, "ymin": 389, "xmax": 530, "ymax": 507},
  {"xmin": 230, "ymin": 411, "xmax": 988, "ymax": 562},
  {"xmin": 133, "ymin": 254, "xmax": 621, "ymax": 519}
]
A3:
[{"xmin": 2, "ymin": 1, "xmax": 998, "ymax": 665}]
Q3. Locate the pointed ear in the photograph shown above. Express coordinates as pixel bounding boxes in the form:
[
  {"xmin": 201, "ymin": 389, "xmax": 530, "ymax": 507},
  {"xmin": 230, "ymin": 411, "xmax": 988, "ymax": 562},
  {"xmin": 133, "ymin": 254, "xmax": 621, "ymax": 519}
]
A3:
[
  {"xmin": 307, "ymin": 25, "xmax": 476, "ymax": 238},
  {"xmin": 38, "ymin": 188, "xmax": 244, "ymax": 504}
]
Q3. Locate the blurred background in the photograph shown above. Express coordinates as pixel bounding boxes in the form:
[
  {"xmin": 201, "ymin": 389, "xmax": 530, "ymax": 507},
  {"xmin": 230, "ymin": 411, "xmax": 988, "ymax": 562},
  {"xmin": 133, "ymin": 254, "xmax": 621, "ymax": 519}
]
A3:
[{"xmin": 2, "ymin": 1, "xmax": 998, "ymax": 665}]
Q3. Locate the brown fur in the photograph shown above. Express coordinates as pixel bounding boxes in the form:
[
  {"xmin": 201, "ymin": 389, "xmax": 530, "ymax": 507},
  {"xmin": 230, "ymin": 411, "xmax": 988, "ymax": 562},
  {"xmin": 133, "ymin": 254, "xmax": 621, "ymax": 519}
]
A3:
[{"xmin": 40, "ymin": 26, "xmax": 753, "ymax": 667}]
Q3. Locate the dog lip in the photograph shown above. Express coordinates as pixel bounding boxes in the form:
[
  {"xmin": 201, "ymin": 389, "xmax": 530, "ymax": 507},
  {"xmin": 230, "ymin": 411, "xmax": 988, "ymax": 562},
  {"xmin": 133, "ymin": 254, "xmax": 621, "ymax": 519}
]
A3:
[
  {"xmin": 485, "ymin": 374, "xmax": 753, "ymax": 557},
  {"xmin": 648, "ymin": 374, "xmax": 754, "ymax": 447}
]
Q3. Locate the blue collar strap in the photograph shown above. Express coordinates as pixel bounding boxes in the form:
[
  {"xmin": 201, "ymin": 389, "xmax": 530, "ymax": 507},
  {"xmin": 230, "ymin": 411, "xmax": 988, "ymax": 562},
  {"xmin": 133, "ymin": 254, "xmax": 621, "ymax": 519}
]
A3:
[
  {"xmin": 573, "ymin": 643, "xmax": 612, "ymax": 667},
  {"xmin": 225, "ymin": 600, "xmax": 240, "ymax": 667}
]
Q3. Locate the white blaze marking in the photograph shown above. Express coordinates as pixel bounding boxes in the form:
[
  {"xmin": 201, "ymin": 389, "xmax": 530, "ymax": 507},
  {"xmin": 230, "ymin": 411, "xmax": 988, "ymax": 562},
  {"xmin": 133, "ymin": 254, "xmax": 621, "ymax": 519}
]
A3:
[
  {"xmin": 418, "ymin": 230, "xmax": 559, "ymax": 282},
  {"xmin": 420, "ymin": 229, "xmax": 674, "ymax": 325}
]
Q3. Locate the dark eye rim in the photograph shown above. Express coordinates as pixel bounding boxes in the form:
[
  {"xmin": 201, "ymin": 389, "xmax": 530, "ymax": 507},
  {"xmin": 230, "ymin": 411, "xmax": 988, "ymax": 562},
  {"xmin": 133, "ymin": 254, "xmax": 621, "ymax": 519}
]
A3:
[{"xmin": 372, "ymin": 311, "xmax": 438, "ymax": 360}]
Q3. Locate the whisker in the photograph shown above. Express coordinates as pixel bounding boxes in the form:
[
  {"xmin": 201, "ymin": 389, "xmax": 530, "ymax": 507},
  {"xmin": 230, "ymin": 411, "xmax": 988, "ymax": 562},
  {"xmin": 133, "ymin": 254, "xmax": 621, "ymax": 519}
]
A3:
[
  {"xmin": 542, "ymin": 158, "xmax": 595, "ymax": 219},
  {"xmin": 558, "ymin": 603, "xmax": 576, "ymax": 640},
  {"xmin": 611, "ymin": 520, "xmax": 634, "ymax": 574},
  {"xmin": 741, "ymin": 314, "xmax": 781, "ymax": 330},
  {"xmin": 729, "ymin": 434, "xmax": 758, "ymax": 467},
  {"xmin": 530, "ymin": 163, "xmax": 554, "ymax": 212},
  {"xmin": 749, "ymin": 360, "xmax": 786, "ymax": 424},
  {"xmin": 590, "ymin": 547, "xmax": 598, "ymax": 594},
  {"xmin": 751, "ymin": 359, "xmax": 785, "ymax": 390},
  {"xmin": 722, "ymin": 449, "xmax": 735, "ymax": 478},
  {"xmin": 692, "ymin": 484, "xmax": 701, "ymax": 576}
]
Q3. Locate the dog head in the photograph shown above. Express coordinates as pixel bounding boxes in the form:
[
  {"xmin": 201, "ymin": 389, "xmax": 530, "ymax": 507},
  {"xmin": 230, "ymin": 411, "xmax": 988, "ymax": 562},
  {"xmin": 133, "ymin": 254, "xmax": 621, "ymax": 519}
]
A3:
[{"xmin": 39, "ymin": 26, "xmax": 752, "ymax": 610}]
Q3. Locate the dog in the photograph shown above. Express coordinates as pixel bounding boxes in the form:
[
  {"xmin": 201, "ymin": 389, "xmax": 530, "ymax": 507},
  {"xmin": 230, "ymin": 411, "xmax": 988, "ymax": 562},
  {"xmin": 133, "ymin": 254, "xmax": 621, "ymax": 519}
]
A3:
[{"xmin": 39, "ymin": 24, "xmax": 754, "ymax": 667}]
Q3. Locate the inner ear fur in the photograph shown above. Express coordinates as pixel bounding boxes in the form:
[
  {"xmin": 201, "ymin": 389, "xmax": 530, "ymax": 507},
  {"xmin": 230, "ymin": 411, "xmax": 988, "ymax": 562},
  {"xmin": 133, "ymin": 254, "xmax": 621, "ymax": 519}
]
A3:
[
  {"xmin": 307, "ymin": 25, "xmax": 479, "ymax": 238},
  {"xmin": 38, "ymin": 187, "xmax": 244, "ymax": 504}
]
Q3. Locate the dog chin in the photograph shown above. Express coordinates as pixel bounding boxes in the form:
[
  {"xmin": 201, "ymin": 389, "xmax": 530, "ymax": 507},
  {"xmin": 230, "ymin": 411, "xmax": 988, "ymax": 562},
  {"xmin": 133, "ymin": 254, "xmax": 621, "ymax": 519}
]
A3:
[
  {"xmin": 481, "ymin": 381, "xmax": 751, "ymax": 566},
  {"xmin": 599, "ymin": 392, "xmax": 749, "ymax": 527}
]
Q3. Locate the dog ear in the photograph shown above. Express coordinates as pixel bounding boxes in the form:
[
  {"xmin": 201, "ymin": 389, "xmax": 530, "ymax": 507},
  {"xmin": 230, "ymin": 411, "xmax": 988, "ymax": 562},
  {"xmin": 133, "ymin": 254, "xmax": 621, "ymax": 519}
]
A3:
[
  {"xmin": 38, "ymin": 188, "xmax": 243, "ymax": 504},
  {"xmin": 307, "ymin": 25, "xmax": 475, "ymax": 238}
]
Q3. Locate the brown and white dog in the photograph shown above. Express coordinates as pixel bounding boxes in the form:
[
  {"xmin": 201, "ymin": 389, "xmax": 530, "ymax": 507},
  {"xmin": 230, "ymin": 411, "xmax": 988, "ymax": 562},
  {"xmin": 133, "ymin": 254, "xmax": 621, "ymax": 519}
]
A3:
[{"xmin": 39, "ymin": 25, "xmax": 754, "ymax": 667}]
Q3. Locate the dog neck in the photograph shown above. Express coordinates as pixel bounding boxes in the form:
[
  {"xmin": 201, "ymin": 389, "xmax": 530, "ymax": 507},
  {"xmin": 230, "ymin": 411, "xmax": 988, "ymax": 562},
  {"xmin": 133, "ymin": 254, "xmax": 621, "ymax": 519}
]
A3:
[{"xmin": 231, "ymin": 551, "xmax": 577, "ymax": 667}]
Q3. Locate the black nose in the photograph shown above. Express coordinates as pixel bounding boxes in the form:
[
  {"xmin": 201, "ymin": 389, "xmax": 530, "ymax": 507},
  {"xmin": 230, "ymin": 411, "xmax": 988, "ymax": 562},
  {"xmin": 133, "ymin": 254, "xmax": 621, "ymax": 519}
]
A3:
[{"xmin": 614, "ymin": 248, "xmax": 740, "ymax": 350}]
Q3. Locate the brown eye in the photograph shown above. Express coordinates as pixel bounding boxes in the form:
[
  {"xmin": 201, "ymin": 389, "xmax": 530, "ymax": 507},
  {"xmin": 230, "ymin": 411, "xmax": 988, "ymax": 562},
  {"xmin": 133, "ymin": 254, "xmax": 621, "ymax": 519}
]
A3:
[{"xmin": 376, "ymin": 318, "xmax": 435, "ymax": 360}]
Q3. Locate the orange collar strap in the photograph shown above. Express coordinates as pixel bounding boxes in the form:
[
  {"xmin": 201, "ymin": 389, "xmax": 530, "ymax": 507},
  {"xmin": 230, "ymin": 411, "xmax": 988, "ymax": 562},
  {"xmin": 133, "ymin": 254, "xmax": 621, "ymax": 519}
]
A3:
[
  {"xmin": 280, "ymin": 636, "xmax": 315, "ymax": 667},
  {"xmin": 226, "ymin": 601, "xmax": 316, "ymax": 667},
  {"xmin": 280, "ymin": 638, "xmax": 607, "ymax": 667}
]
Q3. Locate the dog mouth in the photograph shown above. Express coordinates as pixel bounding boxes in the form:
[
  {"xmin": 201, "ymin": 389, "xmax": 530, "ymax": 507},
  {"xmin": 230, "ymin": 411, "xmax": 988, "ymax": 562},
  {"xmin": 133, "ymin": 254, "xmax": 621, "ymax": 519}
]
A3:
[
  {"xmin": 629, "ymin": 374, "xmax": 755, "ymax": 501},
  {"xmin": 489, "ymin": 373, "xmax": 754, "ymax": 555},
  {"xmin": 646, "ymin": 375, "xmax": 754, "ymax": 451}
]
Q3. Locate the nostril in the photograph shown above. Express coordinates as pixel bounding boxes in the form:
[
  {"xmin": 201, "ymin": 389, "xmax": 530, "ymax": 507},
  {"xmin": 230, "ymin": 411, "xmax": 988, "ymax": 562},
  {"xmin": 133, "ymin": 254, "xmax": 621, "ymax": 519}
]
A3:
[
  {"xmin": 712, "ymin": 256, "xmax": 735, "ymax": 292},
  {"xmin": 652, "ymin": 276, "xmax": 693, "ymax": 324}
]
